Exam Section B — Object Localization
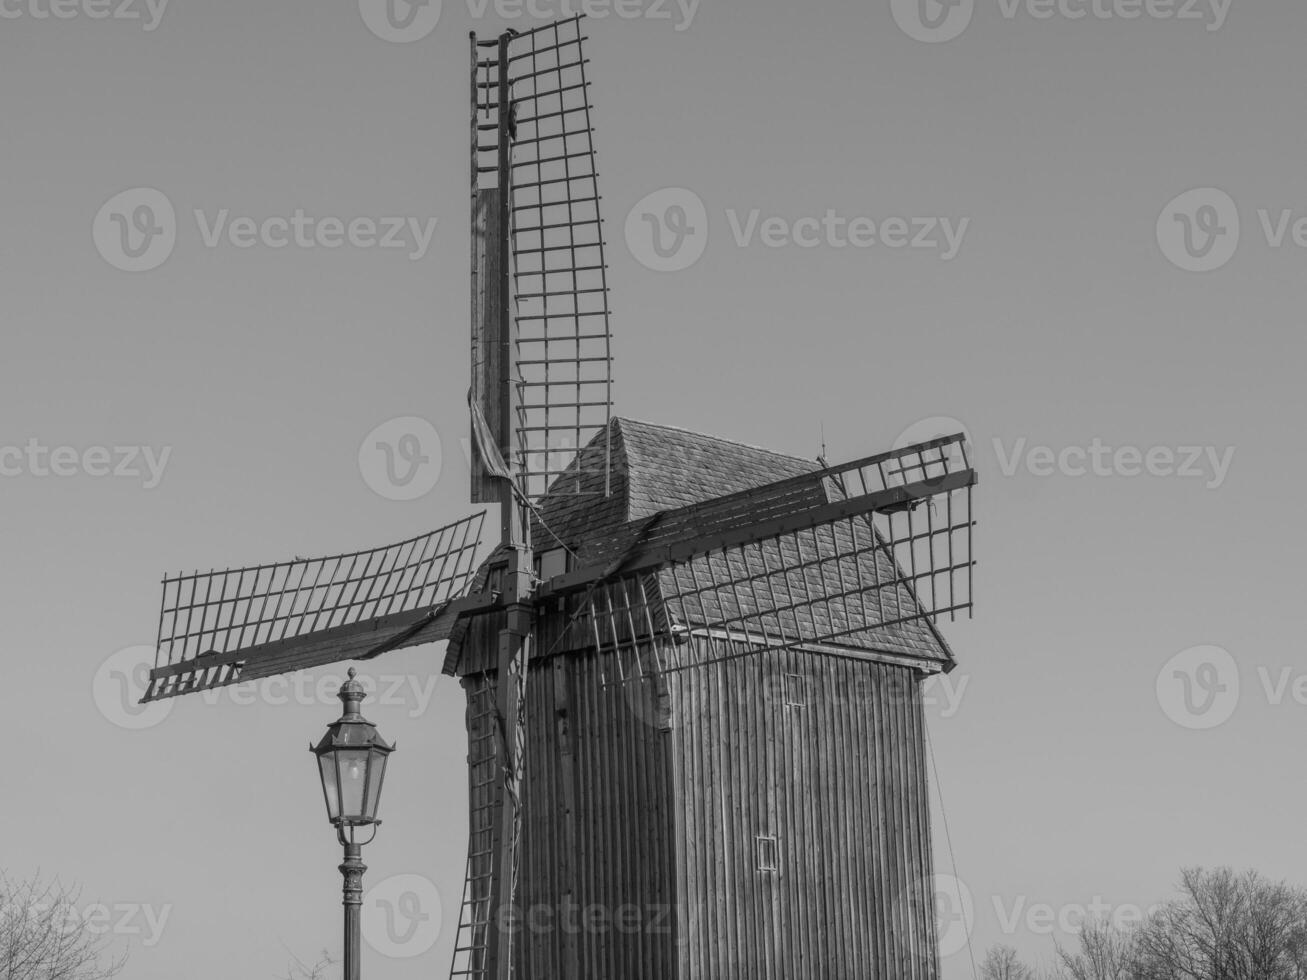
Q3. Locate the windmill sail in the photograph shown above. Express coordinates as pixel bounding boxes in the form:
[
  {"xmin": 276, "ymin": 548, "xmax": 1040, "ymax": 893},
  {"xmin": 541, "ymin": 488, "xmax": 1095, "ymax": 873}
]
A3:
[
  {"xmin": 143, "ymin": 513, "xmax": 486, "ymax": 701},
  {"xmin": 546, "ymin": 435, "xmax": 977, "ymax": 683},
  {"xmin": 470, "ymin": 16, "xmax": 614, "ymax": 504}
]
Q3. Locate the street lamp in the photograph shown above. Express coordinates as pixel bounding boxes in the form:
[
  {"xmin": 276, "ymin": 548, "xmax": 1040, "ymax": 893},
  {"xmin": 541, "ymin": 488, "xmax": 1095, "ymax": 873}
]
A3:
[{"xmin": 311, "ymin": 668, "xmax": 395, "ymax": 980}]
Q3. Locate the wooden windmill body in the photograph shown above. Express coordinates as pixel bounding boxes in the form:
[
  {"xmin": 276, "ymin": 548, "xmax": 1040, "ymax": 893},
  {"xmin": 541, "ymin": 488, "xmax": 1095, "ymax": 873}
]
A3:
[
  {"xmin": 142, "ymin": 17, "xmax": 976, "ymax": 980},
  {"xmin": 446, "ymin": 418, "xmax": 965, "ymax": 978}
]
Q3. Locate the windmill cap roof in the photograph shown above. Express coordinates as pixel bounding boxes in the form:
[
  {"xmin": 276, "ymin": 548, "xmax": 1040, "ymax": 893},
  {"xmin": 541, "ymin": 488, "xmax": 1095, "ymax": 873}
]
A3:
[
  {"xmin": 444, "ymin": 416, "xmax": 956, "ymax": 674},
  {"xmin": 532, "ymin": 417, "xmax": 820, "ymax": 553}
]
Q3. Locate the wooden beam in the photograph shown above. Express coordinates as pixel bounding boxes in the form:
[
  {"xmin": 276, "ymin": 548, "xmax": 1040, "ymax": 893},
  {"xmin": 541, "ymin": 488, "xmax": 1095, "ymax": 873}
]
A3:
[
  {"xmin": 470, "ymin": 186, "xmax": 507, "ymax": 505},
  {"xmin": 537, "ymin": 469, "xmax": 978, "ymax": 598},
  {"xmin": 142, "ymin": 591, "xmax": 501, "ymax": 699}
]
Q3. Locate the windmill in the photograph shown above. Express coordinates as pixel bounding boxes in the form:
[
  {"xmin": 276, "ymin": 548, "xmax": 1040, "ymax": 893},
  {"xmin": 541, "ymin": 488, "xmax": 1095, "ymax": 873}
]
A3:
[{"xmin": 142, "ymin": 15, "xmax": 978, "ymax": 980}]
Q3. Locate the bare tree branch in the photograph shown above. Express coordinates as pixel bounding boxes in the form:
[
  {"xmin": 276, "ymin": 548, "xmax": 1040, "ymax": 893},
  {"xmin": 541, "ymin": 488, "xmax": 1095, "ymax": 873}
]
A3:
[{"xmin": 0, "ymin": 872, "xmax": 126, "ymax": 980}]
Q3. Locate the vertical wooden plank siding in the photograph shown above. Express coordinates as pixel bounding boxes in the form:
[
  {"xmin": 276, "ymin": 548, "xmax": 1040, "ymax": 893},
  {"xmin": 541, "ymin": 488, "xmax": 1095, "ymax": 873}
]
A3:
[
  {"xmin": 666, "ymin": 644, "xmax": 940, "ymax": 980},
  {"xmin": 499, "ymin": 645, "xmax": 678, "ymax": 977},
  {"xmin": 461, "ymin": 640, "xmax": 939, "ymax": 978}
]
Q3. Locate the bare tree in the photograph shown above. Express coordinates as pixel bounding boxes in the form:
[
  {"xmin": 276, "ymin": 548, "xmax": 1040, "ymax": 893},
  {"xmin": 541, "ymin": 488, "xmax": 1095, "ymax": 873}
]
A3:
[
  {"xmin": 1133, "ymin": 867, "xmax": 1307, "ymax": 980},
  {"xmin": 0, "ymin": 873, "xmax": 126, "ymax": 980},
  {"xmin": 1055, "ymin": 918, "xmax": 1139, "ymax": 980},
  {"xmin": 280, "ymin": 948, "xmax": 337, "ymax": 980},
  {"xmin": 982, "ymin": 944, "xmax": 1037, "ymax": 980}
]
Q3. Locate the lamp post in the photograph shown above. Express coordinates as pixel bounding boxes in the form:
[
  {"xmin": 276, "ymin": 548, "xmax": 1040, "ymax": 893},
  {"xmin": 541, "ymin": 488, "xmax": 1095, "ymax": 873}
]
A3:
[{"xmin": 311, "ymin": 668, "xmax": 395, "ymax": 980}]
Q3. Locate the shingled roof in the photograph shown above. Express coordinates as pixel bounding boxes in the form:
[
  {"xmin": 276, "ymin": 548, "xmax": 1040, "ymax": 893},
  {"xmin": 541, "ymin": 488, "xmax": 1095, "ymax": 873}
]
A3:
[
  {"xmin": 528, "ymin": 419, "xmax": 819, "ymax": 561},
  {"xmin": 442, "ymin": 418, "xmax": 954, "ymax": 675}
]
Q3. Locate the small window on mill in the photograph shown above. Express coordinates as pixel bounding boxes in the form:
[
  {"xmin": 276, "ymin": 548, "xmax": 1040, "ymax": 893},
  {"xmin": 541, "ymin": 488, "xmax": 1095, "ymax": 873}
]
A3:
[
  {"xmin": 755, "ymin": 835, "xmax": 779, "ymax": 873},
  {"xmin": 784, "ymin": 673, "xmax": 809, "ymax": 707}
]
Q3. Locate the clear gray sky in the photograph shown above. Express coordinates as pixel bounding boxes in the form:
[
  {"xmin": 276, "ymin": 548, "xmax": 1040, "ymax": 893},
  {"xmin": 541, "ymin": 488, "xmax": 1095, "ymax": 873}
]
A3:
[{"xmin": 4, "ymin": 0, "xmax": 1305, "ymax": 977}]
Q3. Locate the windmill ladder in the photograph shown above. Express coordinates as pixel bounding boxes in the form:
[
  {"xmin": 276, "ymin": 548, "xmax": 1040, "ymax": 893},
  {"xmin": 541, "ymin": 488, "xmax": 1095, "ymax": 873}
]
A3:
[{"xmin": 449, "ymin": 672, "xmax": 500, "ymax": 979}]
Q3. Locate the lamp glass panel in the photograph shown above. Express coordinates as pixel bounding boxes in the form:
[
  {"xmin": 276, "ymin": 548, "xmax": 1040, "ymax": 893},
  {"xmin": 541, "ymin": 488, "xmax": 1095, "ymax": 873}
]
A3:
[
  {"xmin": 363, "ymin": 749, "xmax": 389, "ymax": 821},
  {"xmin": 338, "ymin": 749, "xmax": 369, "ymax": 821},
  {"xmin": 318, "ymin": 753, "xmax": 340, "ymax": 822}
]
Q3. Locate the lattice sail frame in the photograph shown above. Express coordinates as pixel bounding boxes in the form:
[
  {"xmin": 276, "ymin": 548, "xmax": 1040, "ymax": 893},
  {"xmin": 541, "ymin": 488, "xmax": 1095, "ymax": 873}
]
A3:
[
  {"xmin": 145, "ymin": 513, "xmax": 485, "ymax": 701},
  {"xmin": 566, "ymin": 435, "xmax": 976, "ymax": 684},
  {"xmin": 472, "ymin": 16, "xmax": 614, "ymax": 501}
]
